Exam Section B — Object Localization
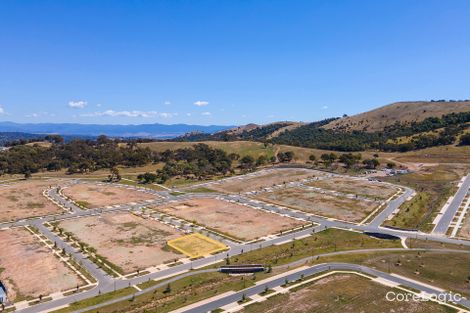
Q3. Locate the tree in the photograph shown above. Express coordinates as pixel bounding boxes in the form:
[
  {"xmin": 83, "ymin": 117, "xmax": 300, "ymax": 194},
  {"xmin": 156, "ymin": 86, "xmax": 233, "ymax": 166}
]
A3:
[
  {"xmin": 320, "ymin": 153, "xmax": 337, "ymax": 167},
  {"xmin": 460, "ymin": 133, "xmax": 470, "ymax": 146},
  {"xmin": 277, "ymin": 151, "xmax": 294, "ymax": 163},
  {"xmin": 309, "ymin": 154, "xmax": 316, "ymax": 162},
  {"xmin": 363, "ymin": 158, "xmax": 380, "ymax": 169},
  {"xmin": 164, "ymin": 283, "xmax": 171, "ymax": 293},
  {"xmin": 256, "ymin": 155, "xmax": 268, "ymax": 166},
  {"xmin": 228, "ymin": 153, "xmax": 240, "ymax": 161},
  {"xmin": 386, "ymin": 162, "xmax": 396, "ymax": 169},
  {"xmin": 239, "ymin": 155, "xmax": 255, "ymax": 170},
  {"xmin": 137, "ymin": 172, "xmax": 158, "ymax": 184},
  {"xmin": 339, "ymin": 153, "xmax": 361, "ymax": 169},
  {"xmin": 108, "ymin": 167, "xmax": 121, "ymax": 182}
]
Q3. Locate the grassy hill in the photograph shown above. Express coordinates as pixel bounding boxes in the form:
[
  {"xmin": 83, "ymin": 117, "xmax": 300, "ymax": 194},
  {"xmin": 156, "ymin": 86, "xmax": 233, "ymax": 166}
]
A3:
[{"xmin": 323, "ymin": 100, "xmax": 470, "ymax": 132}]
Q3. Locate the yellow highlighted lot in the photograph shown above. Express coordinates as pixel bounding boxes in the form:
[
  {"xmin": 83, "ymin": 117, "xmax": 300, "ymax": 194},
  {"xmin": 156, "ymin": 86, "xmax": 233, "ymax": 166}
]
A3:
[{"xmin": 168, "ymin": 233, "xmax": 227, "ymax": 258}]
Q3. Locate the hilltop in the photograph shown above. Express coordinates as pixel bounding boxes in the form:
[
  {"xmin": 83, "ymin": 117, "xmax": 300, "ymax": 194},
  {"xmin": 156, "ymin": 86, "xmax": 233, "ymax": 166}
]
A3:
[{"xmin": 323, "ymin": 100, "xmax": 470, "ymax": 132}]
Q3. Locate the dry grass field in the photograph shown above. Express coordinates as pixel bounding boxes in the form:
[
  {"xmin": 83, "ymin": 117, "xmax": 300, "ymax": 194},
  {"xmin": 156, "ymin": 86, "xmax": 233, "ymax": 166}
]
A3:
[
  {"xmin": 62, "ymin": 183, "xmax": 157, "ymax": 208},
  {"xmin": 210, "ymin": 168, "xmax": 320, "ymax": 193},
  {"xmin": 0, "ymin": 179, "xmax": 65, "ymax": 222},
  {"xmin": 152, "ymin": 198, "xmax": 306, "ymax": 241},
  {"xmin": 140, "ymin": 141, "xmax": 276, "ymax": 160},
  {"xmin": 243, "ymin": 274, "xmax": 452, "ymax": 313},
  {"xmin": 0, "ymin": 227, "xmax": 83, "ymax": 302},
  {"xmin": 305, "ymin": 177, "xmax": 398, "ymax": 200},
  {"xmin": 58, "ymin": 213, "xmax": 182, "ymax": 273},
  {"xmin": 323, "ymin": 100, "xmax": 470, "ymax": 132},
  {"xmin": 167, "ymin": 233, "xmax": 227, "ymax": 258},
  {"xmin": 254, "ymin": 187, "xmax": 380, "ymax": 222}
]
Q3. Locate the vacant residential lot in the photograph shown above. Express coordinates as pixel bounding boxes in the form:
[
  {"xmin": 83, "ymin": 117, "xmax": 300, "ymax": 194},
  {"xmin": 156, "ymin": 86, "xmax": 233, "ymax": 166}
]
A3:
[
  {"xmin": 153, "ymin": 198, "xmax": 306, "ymax": 241},
  {"xmin": 62, "ymin": 183, "xmax": 156, "ymax": 208},
  {"xmin": 0, "ymin": 227, "xmax": 83, "ymax": 302},
  {"xmin": 243, "ymin": 274, "xmax": 451, "ymax": 313},
  {"xmin": 58, "ymin": 213, "xmax": 182, "ymax": 273},
  {"xmin": 210, "ymin": 168, "xmax": 321, "ymax": 193},
  {"xmin": 0, "ymin": 179, "xmax": 64, "ymax": 222},
  {"xmin": 254, "ymin": 187, "xmax": 380, "ymax": 222},
  {"xmin": 168, "ymin": 233, "xmax": 227, "ymax": 258},
  {"xmin": 306, "ymin": 177, "xmax": 398, "ymax": 200}
]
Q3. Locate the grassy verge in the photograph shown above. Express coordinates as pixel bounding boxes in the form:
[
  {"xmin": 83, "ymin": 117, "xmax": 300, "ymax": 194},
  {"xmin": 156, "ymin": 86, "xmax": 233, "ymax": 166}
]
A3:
[
  {"xmin": 406, "ymin": 238, "xmax": 470, "ymax": 251},
  {"xmin": 51, "ymin": 287, "xmax": 135, "ymax": 313},
  {"xmin": 186, "ymin": 187, "xmax": 218, "ymax": 193}
]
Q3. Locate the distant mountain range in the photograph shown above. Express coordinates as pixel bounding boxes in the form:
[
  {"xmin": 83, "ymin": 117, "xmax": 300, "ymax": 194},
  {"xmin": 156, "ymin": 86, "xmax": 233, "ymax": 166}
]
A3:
[{"xmin": 0, "ymin": 122, "xmax": 234, "ymax": 138}]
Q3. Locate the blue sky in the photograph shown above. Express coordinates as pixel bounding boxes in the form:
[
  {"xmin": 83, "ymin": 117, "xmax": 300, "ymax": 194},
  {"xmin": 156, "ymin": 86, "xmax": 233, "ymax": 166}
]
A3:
[{"xmin": 1, "ymin": 0, "xmax": 470, "ymax": 125}]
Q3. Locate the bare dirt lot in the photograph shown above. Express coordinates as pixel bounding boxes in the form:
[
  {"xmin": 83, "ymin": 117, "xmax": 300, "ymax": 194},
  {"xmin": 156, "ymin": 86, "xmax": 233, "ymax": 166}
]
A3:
[
  {"xmin": 62, "ymin": 183, "xmax": 157, "ymax": 208},
  {"xmin": 0, "ymin": 179, "xmax": 65, "ymax": 222},
  {"xmin": 243, "ymin": 274, "xmax": 451, "ymax": 313},
  {"xmin": 306, "ymin": 177, "xmax": 398, "ymax": 200},
  {"xmin": 254, "ymin": 187, "xmax": 380, "ymax": 222},
  {"xmin": 210, "ymin": 168, "xmax": 323, "ymax": 193},
  {"xmin": 0, "ymin": 227, "xmax": 83, "ymax": 302},
  {"xmin": 152, "ymin": 198, "xmax": 306, "ymax": 241},
  {"xmin": 58, "ymin": 213, "xmax": 182, "ymax": 273}
]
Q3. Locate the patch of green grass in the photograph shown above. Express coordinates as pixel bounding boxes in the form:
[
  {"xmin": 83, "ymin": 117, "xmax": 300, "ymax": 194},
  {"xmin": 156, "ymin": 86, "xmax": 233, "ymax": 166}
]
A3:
[
  {"xmin": 187, "ymin": 187, "xmax": 218, "ymax": 193},
  {"xmin": 26, "ymin": 202, "xmax": 45, "ymax": 209},
  {"xmin": 169, "ymin": 191, "xmax": 185, "ymax": 196},
  {"xmin": 51, "ymin": 287, "xmax": 135, "ymax": 313},
  {"xmin": 75, "ymin": 200, "xmax": 90, "ymax": 208}
]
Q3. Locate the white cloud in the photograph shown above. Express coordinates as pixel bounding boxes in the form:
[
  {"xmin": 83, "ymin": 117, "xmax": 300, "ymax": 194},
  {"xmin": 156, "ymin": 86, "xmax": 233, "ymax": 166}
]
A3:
[
  {"xmin": 0, "ymin": 106, "xmax": 4, "ymax": 114},
  {"xmin": 164, "ymin": 101, "xmax": 171, "ymax": 105},
  {"xmin": 321, "ymin": 105, "xmax": 328, "ymax": 110},
  {"xmin": 96, "ymin": 103, "xmax": 102, "ymax": 107},
  {"xmin": 194, "ymin": 100, "xmax": 209, "ymax": 107},
  {"xmin": 68, "ymin": 100, "xmax": 88, "ymax": 109},
  {"xmin": 81, "ymin": 110, "xmax": 177, "ymax": 118},
  {"xmin": 186, "ymin": 113, "xmax": 192, "ymax": 116},
  {"xmin": 201, "ymin": 111, "xmax": 212, "ymax": 116},
  {"xmin": 25, "ymin": 111, "xmax": 56, "ymax": 118},
  {"xmin": 159, "ymin": 112, "xmax": 177, "ymax": 118}
]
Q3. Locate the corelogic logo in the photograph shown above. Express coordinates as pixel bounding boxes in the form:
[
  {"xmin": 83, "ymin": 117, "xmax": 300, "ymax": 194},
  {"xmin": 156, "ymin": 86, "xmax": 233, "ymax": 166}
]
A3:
[{"xmin": 386, "ymin": 291, "xmax": 464, "ymax": 303}]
